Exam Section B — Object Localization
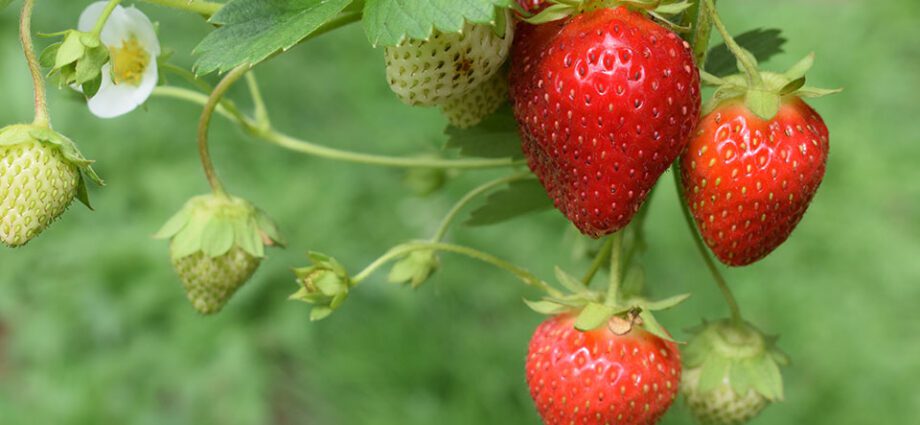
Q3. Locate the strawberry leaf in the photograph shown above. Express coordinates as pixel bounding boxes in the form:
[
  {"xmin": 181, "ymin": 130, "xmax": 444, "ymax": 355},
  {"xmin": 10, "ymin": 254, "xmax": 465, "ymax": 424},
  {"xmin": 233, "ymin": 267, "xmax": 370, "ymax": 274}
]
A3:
[
  {"xmin": 465, "ymin": 179, "xmax": 552, "ymax": 226},
  {"xmin": 193, "ymin": 0, "xmax": 354, "ymax": 75},
  {"xmin": 445, "ymin": 106, "xmax": 523, "ymax": 159},
  {"xmin": 363, "ymin": 0, "xmax": 514, "ymax": 47},
  {"xmin": 705, "ymin": 28, "xmax": 787, "ymax": 77}
]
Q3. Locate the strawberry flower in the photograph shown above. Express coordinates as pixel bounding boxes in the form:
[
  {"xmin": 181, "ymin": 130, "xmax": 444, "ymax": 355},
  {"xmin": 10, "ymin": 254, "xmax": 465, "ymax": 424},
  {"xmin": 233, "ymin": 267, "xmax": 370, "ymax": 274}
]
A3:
[{"xmin": 76, "ymin": 2, "xmax": 160, "ymax": 118}]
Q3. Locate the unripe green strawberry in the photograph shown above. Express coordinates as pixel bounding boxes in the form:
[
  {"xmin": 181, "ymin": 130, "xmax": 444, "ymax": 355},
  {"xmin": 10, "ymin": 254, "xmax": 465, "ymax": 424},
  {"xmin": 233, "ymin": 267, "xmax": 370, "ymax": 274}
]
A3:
[
  {"xmin": 0, "ymin": 124, "xmax": 101, "ymax": 247},
  {"xmin": 156, "ymin": 193, "xmax": 284, "ymax": 315},
  {"xmin": 681, "ymin": 320, "xmax": 789, "ymax": 425},
  {"xmin": 385, "ymin": 13, "xmax": 513, "ymax": 106},
  {"xmin": 172, "ymin": 247, "xmax": 261, "ymax": 315},
  {"xmin": 683, "ymin": 367, "xmax": 769, "ymax": 425},
  {"xmin": 440, "ymin": 71, "xmax": 508, "ymax": 128}
]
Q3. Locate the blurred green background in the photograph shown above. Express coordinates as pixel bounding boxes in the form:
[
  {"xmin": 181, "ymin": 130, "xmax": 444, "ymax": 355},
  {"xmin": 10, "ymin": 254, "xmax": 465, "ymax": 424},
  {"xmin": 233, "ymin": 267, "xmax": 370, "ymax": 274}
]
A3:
[{"xmin": 1, "ymin": 0, "xmax": 918, "ymax": 424}]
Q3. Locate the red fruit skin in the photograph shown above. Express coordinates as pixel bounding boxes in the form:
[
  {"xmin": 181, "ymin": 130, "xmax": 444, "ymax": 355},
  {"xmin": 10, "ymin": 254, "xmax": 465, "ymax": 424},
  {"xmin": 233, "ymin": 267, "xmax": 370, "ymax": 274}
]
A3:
[
  {"xmin": 526, "ymin": 315, "xmax": 682, "ymax": 425},
  {"xmin": 680, "ymin": 97, "xmax": 829, "ymax": 266},
  {"xmin": 510, "ymin": 7, "xmax": 701, "ymax": 237}
]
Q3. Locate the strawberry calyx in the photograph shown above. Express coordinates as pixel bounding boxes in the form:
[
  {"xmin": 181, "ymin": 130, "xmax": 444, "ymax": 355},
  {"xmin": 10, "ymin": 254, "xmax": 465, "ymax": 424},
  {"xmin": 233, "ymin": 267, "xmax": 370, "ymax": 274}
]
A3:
[
  {"xmin": 525, "ymin": 0, "xmax": 692, "ymax": 25},
  {"xmin": 701, "ymin": 53, "xmax": 842, "ymax": 120},
  {"xmin": 0, "ymin": 123, "xmax": 103, "ymax": 208},
  {"xmin": 524, "ymin": 266, "xmax": 689, "ymax": 342},
  {"xmin": 683, "ymin": 319, "xmax": 789, "ymax": 402},
  {"xmin": 290, "ymin": 252, "xmax": 353, "ymax": 321},
  {"xmin": 155, "ymin": 193, "xmax": 284, "ymax": 261}
]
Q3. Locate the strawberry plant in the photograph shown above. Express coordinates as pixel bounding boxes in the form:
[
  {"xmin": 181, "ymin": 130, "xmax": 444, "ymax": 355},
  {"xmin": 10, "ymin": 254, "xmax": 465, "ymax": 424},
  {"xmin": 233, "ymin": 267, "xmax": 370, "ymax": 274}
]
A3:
[{"xmin": 0, "ymin": 0, "xmax": 842, "ymax": 423}]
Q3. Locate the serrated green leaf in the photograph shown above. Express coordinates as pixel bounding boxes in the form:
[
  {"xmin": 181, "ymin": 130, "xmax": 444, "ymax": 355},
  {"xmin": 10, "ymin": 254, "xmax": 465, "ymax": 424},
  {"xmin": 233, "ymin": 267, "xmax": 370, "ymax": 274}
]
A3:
[
  {"xmin": 466, "ymin": 179, "xmax": 552, "ymax": 226},
  {"xmin": 699, "ymin": 354, "xmax": 730, "ymax": 393},
  {"xmin": 194, "ymin": 0, "xmax": 353, "ymax": 75},
  {"xmin": 200, "ymin": 217, "xmax": 235, "ymax": 257},
  {"xmin": 523, "ymin": 299, "xmax": 569, "ymax": 315},
  {"xmin": 574, "ymin": 303, "xmax": 612, "ymax": 331},
  {"xmin": 553, "ymin": 267, "xmax": 588, "ymax": 294},
  {"xmin": 445, "ymin": 106, "xmax": 523, "ymax": 159},
  {"xmin": 363, "ymin": 0, "xmax": 513, "ymax": 47},
  {"xmin": 706, "ymin": 28, "xmax": 787, "ymax": 77}
]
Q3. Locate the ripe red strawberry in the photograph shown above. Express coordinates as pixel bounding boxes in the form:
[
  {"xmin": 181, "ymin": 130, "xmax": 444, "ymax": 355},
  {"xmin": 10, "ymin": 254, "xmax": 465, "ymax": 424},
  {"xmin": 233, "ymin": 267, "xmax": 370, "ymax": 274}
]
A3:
[
  {"xmin": 680, "ymin": 97, "xmax": 829, "ymax": 266},
  {"xmin": 510, "ymin": 7, "xmax": 700, "ymax": 237},
  {"xmin": 526, "ymin": 314, "xmax": 681, "ymax": 425}
]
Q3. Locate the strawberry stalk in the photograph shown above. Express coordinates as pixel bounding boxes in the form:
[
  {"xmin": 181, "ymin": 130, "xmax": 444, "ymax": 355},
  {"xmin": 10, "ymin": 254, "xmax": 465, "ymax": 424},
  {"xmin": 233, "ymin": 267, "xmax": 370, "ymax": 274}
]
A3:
[
  {"xmin": 137, "ymin": 0, "xmax": 222, "ymax": 17},
  {"xmin": 672, "ymin": 166, "xmax": 743, "ymax": 324},
  {"xmin": 153, "ymin": 85, "xmax": 525, "ymax": 169},
  {"xmin": 603, "ymin": 231, "xmax": 625, "ymax": 306},
  {"xmin": 703, "ymin": 0, "xmax": 762, "ymax": 88},
  {"xmin": 19, "ymin": 0, "xmax": 49, "ymax": 127},
  {"xmin": 430, "ymin": 172, "xmax": 534, "ymax": 243},
  {"xmin": 197, "ymin": 65, "xmax": 249, "ymax": 197}
]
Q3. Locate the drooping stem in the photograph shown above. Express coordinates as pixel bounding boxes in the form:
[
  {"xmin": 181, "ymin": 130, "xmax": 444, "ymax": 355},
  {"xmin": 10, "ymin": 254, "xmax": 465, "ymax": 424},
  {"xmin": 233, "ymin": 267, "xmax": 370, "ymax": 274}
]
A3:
[
  {"xmin": 703, "ymin": 0, "xmax": 761, "ymax": 87},
  {"xmin": 198, "ymin": 65, "xmax": 249, "ymax": 196},
  {"xmin": 604, "ymin": 231, "xmax": 624, "ymax": 306},
  {"xmin": 138, "ymin": 0, "xmax": 222, "ymax": 17},
  {"xmin": 91, "ymin": 0, "xmax": 122, "ymax": 36},
  {"xmin": 671, "ymin": 163, "xmax": 743, "ymax": 324},
  {"xmin": 19, "ymin": 0, "xmax": 49, "ymax": 127},
  {"xmin": 352, "ymin": 241, "xmax": 562, "ymax": 297},
  {"xmin": 431, "ymin": 173, "xmax": 533, "ymax": 242},
  {"xmin": 581, "ymin": 236, "xmax": 614, "ymax": 286},
  {"xmin": 154, "ymin": 85, "xmax": 524, "ymax": 170}
]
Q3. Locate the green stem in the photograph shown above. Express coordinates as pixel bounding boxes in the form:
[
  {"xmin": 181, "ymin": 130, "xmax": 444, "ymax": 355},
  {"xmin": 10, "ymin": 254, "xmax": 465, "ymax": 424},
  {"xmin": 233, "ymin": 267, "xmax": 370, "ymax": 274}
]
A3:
[
  {"xmin": 604, "ymin": 231, "xmax": 624, "ymax": 306},
  {"xmin": 161, "ymin": 63, "xmax": 214, "ymax": 93},
  {"xmin": 245, "ymin": 72, "xmax": 270, "ymax": 130},
  {"xmin": 581, "ymin": 236, "xmax": 614, "ymax": 286},
  {"xmin": 671, "ymin": 163, "xmax": 743, "ymax": 324},
  {"xmin": 91, "ymin": 0, "xmax": 121, "ymax": 36},
  {"xmin": 621, "ymin": 183, "xmax": 657, "ymax": 275},
  {"xmin": 137, "ymin": 0, "xmax": 222, "ymax": 17},
  {"xmin": 262, "ymin": 131, "xmax": 525, "ymax": 169},
  {"xmin": 703, "ymin": 0, "xmax": 761, "ymax": 87},
  {"xmin": 684, "ymin": 0, "xmax": 715, "ymax": 65},
  {"xmin": 153, "ymin": 85, "xmax": 523, "ymax": 170},
  {"xmin": 352, "ymin": 242, "xmax": 561, "ymax": 297},
  {"xmin": 153, "ymin": 86, "xmax": 243, "ymax": 124},
  {"xmin": 431, "ymin": 173, "xmax": 532, "ymax": 242},
  {"xmin": 198, "ymin": 65, "xmax": 249, "ymax": 197},
  {"xmin": 19, "ymin": 0, "xmax": 49, "ymax": 127}
]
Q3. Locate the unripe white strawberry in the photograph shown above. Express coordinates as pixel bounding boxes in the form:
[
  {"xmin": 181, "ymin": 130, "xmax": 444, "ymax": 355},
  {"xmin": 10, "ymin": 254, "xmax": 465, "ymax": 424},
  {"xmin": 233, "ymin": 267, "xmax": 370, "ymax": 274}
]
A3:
[
  {"xmin": 385, "ymin": 13, "xmax": 513, "ymax": 106},
  {"xmin": 681, "ymin": 320, "xmax": 789, "ymax": 425},
  {"xmin": 440, "ymin": 71, "xmax": 508, "ymax": 128},
  {"xmin": 0, "ymin": 124, "xmax": 101, "ymax": 247},
  {"xmin": 156, "ymin": 193, "xmax": 284, "ymax": 315}
]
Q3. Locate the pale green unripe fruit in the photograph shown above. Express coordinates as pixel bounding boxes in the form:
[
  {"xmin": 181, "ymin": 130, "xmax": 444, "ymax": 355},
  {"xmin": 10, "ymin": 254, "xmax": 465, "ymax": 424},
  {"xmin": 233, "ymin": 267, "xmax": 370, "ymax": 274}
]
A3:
[
  {"xmin": 385, "ymin": 15, "xmax": 513, "ymax": 106},
  {"xmin": 0, "ymin": 140, "xmax": 80, "ymax": 247},
  {"xmin": 683, "ymin": 367, "xmax": 769, "ymax": 425},
  {"xmin": 440, "ymin": 72, "xmax": 508, "ymax": 128},
  {"xmin": 172, "ymin": 246, "xmax": 261, "ymax": 315}
]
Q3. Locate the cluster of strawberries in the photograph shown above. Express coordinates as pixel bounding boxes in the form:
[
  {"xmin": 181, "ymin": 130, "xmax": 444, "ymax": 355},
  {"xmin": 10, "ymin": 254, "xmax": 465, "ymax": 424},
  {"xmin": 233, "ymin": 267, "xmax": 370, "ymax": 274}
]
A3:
[{"xmin": 382, "ymin": 1, "xmax": 832, "ymax": 424}]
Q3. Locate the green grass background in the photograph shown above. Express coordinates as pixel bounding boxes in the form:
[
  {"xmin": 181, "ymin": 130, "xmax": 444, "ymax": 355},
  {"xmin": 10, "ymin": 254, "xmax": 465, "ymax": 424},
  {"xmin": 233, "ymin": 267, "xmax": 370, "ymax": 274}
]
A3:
[{"xmin": 1, "ymin": 0, "xmax": 918, "ymax": 423}]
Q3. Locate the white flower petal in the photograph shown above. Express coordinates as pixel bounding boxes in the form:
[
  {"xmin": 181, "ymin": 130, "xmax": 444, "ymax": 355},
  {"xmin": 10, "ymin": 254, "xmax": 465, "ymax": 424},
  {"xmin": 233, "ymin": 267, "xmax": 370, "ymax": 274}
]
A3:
[
  {"xmin": 87, "ymin": 62, "xmax": 158, "ymax": 119},
  {"xmin": 77, "ymin": 2, "xmax": 110, "ymax": 33},
  {"xmin": 122, "ymin": 6, "xmax": 161, "ymax": 56}
]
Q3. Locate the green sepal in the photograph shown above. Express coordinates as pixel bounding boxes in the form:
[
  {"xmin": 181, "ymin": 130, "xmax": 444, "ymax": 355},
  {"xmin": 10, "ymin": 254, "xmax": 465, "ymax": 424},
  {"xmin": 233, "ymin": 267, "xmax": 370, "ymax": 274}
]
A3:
[
  {"xmin": 524, "ymin": 299, "xmax": 571, "ymax": 315},
  {"xmin": 744, "ymin": 88, "xmax": 781, "ymax": 120},
  {"xmin": 388, "ymin": 250, "xmax": 439, "ymax": 288},
  {"xmin": 636, "ymin": 293, "xmax": 690, "ymax": 311},
  {"xmin": 683, "ymin": 319, "xmax": 788, "ymax": 402},
  {"xmin": 0, "ymin": 124, "xmax": 103, "ymax": 209},
  {"xmin": 574, "ymin": 302, "xmax": 614, "ymax": 331},
  {"xmin": 525, "ymin": 3, "xmax": 577, "ymax": 24},
  {"xmin": 290, "ymin": 251, "xmax": 352, "ymax": 321},
  {"xmin": 43, "ymin": 30, "xmax": 110, "ymax": 88},
  {"xmin": 156, "ymin": 194, "xmax": 283, "ymax": 260},
  {"xmin": 638, "ymin": 309, "xmax": 679, "ymax": 343},
  {"xmin": 554, "ymin": 267, "xmax": 590, "ymax": 295}
]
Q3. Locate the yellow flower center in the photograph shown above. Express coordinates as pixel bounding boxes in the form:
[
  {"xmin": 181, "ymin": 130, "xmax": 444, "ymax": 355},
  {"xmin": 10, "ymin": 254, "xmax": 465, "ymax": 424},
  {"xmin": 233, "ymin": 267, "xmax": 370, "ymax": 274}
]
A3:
[{"xmin": 109, "ymin": 37, "xmax": 150, "ymax": 86}]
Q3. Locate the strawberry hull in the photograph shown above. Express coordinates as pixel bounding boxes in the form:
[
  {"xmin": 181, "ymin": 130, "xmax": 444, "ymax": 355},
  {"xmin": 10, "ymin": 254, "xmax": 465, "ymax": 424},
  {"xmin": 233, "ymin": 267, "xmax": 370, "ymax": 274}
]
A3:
[{"xmin": 510, "ymin": 7, "xmax": 701, "ymax": 237}]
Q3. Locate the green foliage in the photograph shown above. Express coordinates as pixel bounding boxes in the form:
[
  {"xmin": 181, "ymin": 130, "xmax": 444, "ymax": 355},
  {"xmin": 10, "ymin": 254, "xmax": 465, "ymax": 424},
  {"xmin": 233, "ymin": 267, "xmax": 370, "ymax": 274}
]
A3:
[
  {"xmin": 465, "ymin": 179, "xmax": 552, "ymax": 226},
  {"xmin": 363, "ymin": 0, "xmax": 513, "ymax": 46},
  {"xmin": 193, "ymin": 0, "xmax": 354, "ymax": 75},
  {"xmin": 706, "ymin": 28, "xmax": 787, "ymax": 76},
  {"xmin": 445, "ymin": 106, "xmax": 523, "ymax": 159},
  {"xmin": 0, "ymin": 0, "xmax": 12, "ymax": 11}
]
